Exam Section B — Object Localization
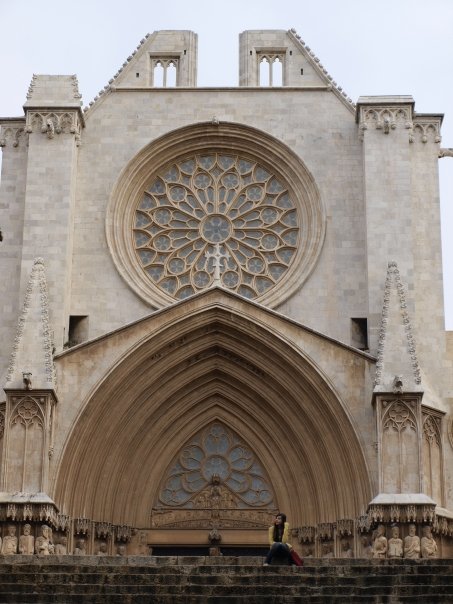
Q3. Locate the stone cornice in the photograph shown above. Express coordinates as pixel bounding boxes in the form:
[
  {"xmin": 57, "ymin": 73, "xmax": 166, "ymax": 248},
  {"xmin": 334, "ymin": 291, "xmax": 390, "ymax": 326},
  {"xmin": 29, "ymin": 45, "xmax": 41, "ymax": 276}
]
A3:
[
  {"xmin": 24, "ymin": 109, "xmax": 84, "ymax": 144},
  {"xmin": 0, "ymin": 121, "xmax": 27, "ymax": 148},
  {"xmin": 356, "ymin": 99, "xmax": 443, "ymax": 144},
  {"xmin": 411, "ymin": 114, "xmax": 442, "ymax": 144}
]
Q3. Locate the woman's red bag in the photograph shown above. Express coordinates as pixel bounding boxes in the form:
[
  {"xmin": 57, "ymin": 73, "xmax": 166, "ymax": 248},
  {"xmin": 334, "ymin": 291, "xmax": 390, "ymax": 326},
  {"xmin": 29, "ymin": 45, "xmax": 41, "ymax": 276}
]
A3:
[{"xmin": 290, "ymin": 549, "xmax": 304, "ymax": 566}]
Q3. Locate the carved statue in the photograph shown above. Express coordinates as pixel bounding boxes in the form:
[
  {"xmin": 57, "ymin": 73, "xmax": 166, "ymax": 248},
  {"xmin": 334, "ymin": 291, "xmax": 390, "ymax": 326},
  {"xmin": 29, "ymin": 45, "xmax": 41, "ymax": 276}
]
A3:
[
  {"xmin": 303, "ymin": 546, "xmax": 314, "ymax": 558},
  {"xmin": 387, "ymin": 526, "xmax": 403, "ymax": 558},
  {"xmin": 35, "ymin": 525, "xmax": 54, "ymax": 555},
  {"xmin": 45, "ymin": 118, "xmax": 55, "ymax": 139},
  {"xmin": 1, "ymin": 525, "xmax": 18, "ymax": 555},
  {"xmin": 55, "ymin": 536, "xmax": 68, "ymax": 555},
  {"xmin": 208, "ymin": 527, "xmax": 221, "ymax": 545},
  {"xmin": 404, "ymin": 524, "xmax": 420, "ymax": 559},
  {"xmin": 372, "ymin": 524, "xmax": 387, "ymax": 558},
  {"xmin": 341, "ymin": 540, "xmax": 353, "ymax": 558},
  {"xmin": 19, "ymin": 524, "xmax": 35, "ymax": 555},
  {"xmin": 421, "ymin": 526, "xmax": 438, "ymax": 558},
  {"xmin": 97, "ymin": 542, "xmax": 108, "ymax": 555},
  {"xmin": 116, "ymin": 544, "xmax": 126, "ymax": 556},
  {"xmin": 321, "ymin": 542, "xmax": 333, "ymax": 558},
  {"xmin": 360, "ymin": 535, "xmax": 373, "ymax": 559},
  {"xmin": 73, "ymin": 538, "xmax": 86, "ymax": 555}
]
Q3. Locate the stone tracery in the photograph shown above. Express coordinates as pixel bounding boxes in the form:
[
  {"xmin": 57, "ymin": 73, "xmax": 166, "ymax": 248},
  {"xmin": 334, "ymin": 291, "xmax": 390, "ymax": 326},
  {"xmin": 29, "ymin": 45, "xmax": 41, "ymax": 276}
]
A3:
[
  {"xmin": 157, "ymin": 422, "xmax": 274, "ymax": 509},
  {"xmin": 133, "ymin": 153, "xmax": 299, "ymax": 301}
]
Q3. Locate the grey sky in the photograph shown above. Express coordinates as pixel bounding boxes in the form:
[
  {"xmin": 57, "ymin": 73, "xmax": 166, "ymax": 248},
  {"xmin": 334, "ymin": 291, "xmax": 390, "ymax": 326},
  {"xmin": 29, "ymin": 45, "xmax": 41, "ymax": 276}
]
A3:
[{"xmin": 1, "ymin": 0, "xmax": 452, "ymax": 327}]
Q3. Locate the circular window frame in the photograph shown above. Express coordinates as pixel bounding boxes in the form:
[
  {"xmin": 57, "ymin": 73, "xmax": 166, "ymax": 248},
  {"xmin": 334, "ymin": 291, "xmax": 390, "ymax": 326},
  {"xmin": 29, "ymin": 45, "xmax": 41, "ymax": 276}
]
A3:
[{"xmin": 106, "ymin": 122, "xmax": 326, "ymax": 309}]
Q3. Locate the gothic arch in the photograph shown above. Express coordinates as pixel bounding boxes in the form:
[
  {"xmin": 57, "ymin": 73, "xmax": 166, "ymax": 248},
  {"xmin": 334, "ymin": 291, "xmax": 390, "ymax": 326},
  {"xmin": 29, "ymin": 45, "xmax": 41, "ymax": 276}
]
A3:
[{"xmin": 54, "ymin": 298, "xmax": 371, "ymax": 530}]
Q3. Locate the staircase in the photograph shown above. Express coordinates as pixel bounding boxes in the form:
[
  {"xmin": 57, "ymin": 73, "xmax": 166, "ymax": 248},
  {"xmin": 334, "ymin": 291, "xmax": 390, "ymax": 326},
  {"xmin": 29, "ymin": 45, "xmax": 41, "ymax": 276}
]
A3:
[{"xmin": 0, "ymin": 555, "xmax": 452, "ymax": 603}]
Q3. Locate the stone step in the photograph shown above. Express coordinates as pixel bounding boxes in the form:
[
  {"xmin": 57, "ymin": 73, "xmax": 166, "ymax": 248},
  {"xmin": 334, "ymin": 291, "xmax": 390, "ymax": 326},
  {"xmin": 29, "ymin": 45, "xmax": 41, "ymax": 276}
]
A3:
[
  {"xmin": 1, "ymin": 557, "xmax": 452, "ymax": 603},
  {"xmin": 1, "ymin": 596, "xmax": 453, "ymax": 604}
]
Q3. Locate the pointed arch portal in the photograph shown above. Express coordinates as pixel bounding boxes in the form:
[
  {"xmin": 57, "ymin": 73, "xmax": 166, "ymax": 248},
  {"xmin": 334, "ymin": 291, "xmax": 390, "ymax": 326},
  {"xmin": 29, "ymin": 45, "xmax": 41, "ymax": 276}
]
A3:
[{"xmin": 55, "ymin": 296, "xmax": 372, "ymax": 546}]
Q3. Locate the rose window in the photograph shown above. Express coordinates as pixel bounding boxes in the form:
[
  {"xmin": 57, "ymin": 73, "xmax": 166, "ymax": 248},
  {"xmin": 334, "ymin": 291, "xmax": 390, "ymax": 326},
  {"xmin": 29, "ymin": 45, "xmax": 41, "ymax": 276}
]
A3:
[
  {"xmin": 133, "ymin": 154, "xmax": 299, "ymax": 300},
  {"xmin": 157, "ymin": 422, "xmax": 274, "ymax": 508}
]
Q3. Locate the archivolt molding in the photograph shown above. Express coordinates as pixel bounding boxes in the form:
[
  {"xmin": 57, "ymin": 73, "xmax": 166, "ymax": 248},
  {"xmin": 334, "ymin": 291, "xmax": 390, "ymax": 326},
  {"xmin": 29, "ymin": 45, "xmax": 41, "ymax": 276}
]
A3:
[
  {"xmin": 106, "ymin": 121, "xmax": 326, "ymax": 309},
  {"xmin": 10, "ymin": 395, "xmax": 45, "ymax": 430},
  {"xmin": 54, "ymin": 304, "xmax": 371, "ymax": 528}
]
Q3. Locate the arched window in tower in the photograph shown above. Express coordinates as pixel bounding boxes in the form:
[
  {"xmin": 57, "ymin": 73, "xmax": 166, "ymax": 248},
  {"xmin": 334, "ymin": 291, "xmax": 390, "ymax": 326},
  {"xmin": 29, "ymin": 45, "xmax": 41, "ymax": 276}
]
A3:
[
  {"xmin": 152, "ymin": 58, "xmax": 179, "ymax": 87},
  {"xmin": 258, "ymin": 54, "xmax": 284, "ymax": 86},
  {"xmin": 259, "ymin": 57, "xmax": 270, "ymax": 86},
  {"xmin": 273, "ymin": 57, "xmax": 283, "ymax": 86},
  {"xmin": 166, "ymin": 61, "xmax": 177, "ymax": 87},
  {"xmin": 153, "ymin": 61, "xmax": 164, "ymax": 87}
]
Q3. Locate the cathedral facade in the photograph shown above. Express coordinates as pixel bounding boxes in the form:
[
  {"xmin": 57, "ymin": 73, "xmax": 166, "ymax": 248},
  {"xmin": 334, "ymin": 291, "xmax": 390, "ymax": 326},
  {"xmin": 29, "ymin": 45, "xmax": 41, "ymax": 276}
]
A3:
[{"xmin": 0, "ymin": 30, "xmax": 452, "ymax": 558}]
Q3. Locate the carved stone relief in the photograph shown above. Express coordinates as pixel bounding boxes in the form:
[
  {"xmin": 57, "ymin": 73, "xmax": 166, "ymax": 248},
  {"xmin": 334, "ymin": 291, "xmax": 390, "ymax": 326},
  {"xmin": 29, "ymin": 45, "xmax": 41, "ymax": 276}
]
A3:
[
  {"xmin": 420, "ymin": 525, "xmax": 437, "ymax": 558},
  {"xmin": 387, "ymin": 525, "xmax": 403, "ymax": 558},
  {"xmin": 1, "ymin": 525, "xmax": 18, "ymax": 554},
  {"xmin": 372, "ymin": 524, "xmax": 387, "ymax": 558},
  {"xmin": 24, "ymin": 111, "xmax": 82, "ymax": 145},
  {"xmin": 403, "ymin": 524, "xmax": 420, "ymax": 559},
  {"xmin": 0, "ymin": 125, "xmax": 26, "ymax": 148},
  {"xmin": 35, "ymin": 525, "xmax": 54, "ymax": 555},
  {"xmin": 410, "ymin": 119, "xmax": 441, "ymax": 144},
  {"xmin": 358, "ymin": 106, "xmax": 413, "ymax": 141},
  {"xmin": 19, "ymin": 524, "xmax": 34, "ymax": 554},
  {"xmin": 8, "ymin": 396, "xmax": 45, "ymax": 493},
  {"xmin": 380, "ymin": 399, "xmax": 420, "ymax": 493},
  {"xmin": 422, "ymin": 411, "xmax": 443, "ymax": 504},
  {"xmin": 152, "ymin": 421, "xmax": 276, "ymax": 529}
]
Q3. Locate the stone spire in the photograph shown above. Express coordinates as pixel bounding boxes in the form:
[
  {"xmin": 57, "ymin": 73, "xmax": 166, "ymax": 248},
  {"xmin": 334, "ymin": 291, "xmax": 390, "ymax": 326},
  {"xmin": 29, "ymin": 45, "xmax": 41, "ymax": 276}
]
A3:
[
  {"xmin": 4, "ymin": 258, "xmax": 56, "ymax": 391},
  {"xmin": 373, "ymin": 261, "xmax": 422, "ymax": 393}
]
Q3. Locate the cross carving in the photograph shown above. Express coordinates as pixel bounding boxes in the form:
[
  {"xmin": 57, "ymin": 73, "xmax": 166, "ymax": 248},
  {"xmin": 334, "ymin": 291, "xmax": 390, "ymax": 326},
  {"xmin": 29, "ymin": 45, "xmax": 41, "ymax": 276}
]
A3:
[{"xmin": 205, "ymin": 243, "xmax": 230, "ymax": 287}]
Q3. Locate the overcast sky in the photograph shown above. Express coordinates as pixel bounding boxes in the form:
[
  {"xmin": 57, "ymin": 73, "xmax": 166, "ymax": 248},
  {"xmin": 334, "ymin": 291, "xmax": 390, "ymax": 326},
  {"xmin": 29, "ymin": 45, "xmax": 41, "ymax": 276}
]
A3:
[{"xmin": 1, "ymin": 0, "xmax": 452, "ymax": 327}]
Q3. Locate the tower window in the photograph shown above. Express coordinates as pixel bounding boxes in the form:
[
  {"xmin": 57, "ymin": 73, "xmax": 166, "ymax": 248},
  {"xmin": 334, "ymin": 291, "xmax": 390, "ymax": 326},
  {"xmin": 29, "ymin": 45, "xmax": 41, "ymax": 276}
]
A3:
[
  {"xmin": 67, "ymin": 315, "xmax": 89, "ymax": 348},
  {"xmin": 151, "ymin": 57, "xmax": 179, "ymax": 87},
  {"xmin": 258, "ymin": 54, "xmax": 284, "ymax": 86},
  {"xmin": 351, "ymin": 318, "xmax": 368, "ymax": 350}
]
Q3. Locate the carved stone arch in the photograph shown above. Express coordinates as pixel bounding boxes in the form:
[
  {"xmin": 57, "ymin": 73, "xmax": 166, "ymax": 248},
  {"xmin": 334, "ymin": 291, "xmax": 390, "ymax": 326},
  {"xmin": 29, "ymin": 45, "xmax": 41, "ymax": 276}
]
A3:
[
  {"xmin": 378, "ymin": 398, "xmax": 421, "ymax": 493},
  {"xmin": 422, "ymin": 409, "xmax": 444, "ymax": 505},
  {"xmin": 31, "ymin": 113, "xmax": 43, "ymax": 131},
  {"xmin": 60, "ymin": 113, "xmax": 73, "ymax": 133},
  {"xmin": 8, "ymin": 396, "xmax": 46, "ymax": 492},
  {"xmin": 10, "ymin": 395, "xmax": 45, "ymax": 429},
  {"xmin": 106, "ymin": 121, "xmax": 326, "ymax": 309},
  {"xmin": 413, "ymin": 123, "xmax": 425, "ymax": 142},
  {"xmin": 53, "ymin": 294, "xmax": 371, "ymax": 543}
]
